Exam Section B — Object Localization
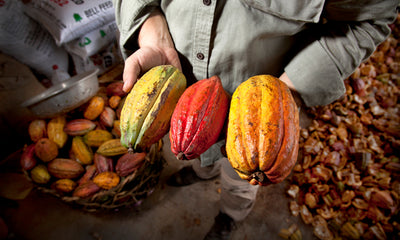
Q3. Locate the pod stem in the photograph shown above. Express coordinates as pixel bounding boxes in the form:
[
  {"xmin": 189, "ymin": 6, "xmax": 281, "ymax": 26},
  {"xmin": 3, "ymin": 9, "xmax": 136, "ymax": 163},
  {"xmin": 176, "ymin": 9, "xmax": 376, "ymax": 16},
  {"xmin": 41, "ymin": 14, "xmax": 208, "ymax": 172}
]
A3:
[
  {"xmin": 176, "ymin": 152, "xmax": 187, "ymax": 161},
  {"xmin": 251, "ymin": 171, "xmax": 267, "ymax": 184},
  {"xmin": 128, "ymin": 143, "xmax": 134, "ymax": 154}
]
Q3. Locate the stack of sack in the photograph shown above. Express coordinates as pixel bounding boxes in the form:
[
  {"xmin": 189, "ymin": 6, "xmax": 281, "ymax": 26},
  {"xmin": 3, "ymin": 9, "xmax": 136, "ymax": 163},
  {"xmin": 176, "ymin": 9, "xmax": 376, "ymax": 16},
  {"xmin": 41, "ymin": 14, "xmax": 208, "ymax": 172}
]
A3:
[
  {"xmin": 0, "ymin": 0, "xmax": 122, "ymax": 86},
  {"xmin": 0, "ymin": 0, "xmax": 122, "ymax": 158}
]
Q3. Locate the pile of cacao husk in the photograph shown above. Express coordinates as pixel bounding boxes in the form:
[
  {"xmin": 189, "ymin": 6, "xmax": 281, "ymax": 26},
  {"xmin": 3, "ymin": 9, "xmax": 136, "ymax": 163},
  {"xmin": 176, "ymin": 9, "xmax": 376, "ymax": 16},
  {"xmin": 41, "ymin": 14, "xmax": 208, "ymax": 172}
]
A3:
[{"xmin": 282, "ymin": 14, "xmax": 400, "ymax": 240}]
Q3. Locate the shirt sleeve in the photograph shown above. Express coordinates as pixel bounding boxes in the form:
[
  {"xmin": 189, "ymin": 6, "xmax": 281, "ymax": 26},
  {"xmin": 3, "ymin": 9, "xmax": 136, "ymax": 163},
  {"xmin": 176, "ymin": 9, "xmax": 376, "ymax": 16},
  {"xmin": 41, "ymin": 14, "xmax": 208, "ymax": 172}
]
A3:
[
  {"xmin": 113, "ymin": 0, "xmax": 159, "ymax": 59},
  {"xmin": 284, "ymin": 0, "xmax": 398, "ymax": 107}
]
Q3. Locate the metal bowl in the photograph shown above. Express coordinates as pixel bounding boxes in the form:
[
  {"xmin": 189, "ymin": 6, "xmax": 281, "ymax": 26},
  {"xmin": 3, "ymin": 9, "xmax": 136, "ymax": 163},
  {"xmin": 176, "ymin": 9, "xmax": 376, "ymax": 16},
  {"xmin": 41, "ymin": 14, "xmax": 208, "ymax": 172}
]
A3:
[{"xmin": 21, "ymin": 69, "xmax": 99, "ymax": 118}]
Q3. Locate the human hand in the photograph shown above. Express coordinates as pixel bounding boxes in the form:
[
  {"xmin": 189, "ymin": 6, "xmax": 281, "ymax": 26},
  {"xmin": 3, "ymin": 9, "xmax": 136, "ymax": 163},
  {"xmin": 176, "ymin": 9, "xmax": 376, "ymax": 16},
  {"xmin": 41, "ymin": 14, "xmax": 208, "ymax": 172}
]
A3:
[
  {"xmin": 122, "ymin": 9, "xmax": 181, "ymax": 93},
  {"xmin": 279, "ymin": 72, "xmax": 302, "ymax": 107},
  {"xmin": 123, "ymin": 45, "xmax": 181, "ymax": 92}
]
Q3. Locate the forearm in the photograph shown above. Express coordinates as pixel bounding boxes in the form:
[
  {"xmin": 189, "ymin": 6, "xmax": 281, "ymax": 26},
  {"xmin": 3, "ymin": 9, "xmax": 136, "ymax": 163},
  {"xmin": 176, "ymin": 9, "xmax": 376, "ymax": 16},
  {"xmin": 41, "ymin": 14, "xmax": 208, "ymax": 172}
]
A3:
[
  {"xmin": 138, "ymin": 9, "xmax": 175, "ymax": 49},
  {"xmin": 283, "ymin": 0, "xmax": 397, "ymax": 107},
  {"xmin": 113, "ymin": 0, "xmax": 160, "ymax": 59}
]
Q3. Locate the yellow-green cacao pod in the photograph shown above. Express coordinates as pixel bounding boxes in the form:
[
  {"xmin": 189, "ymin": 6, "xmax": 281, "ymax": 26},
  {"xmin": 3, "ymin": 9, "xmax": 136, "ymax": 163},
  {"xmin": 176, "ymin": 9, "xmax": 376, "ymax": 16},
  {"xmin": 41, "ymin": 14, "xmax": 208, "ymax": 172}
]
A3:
[{"xmin": 120, "ymin": 65, "xmax": 186, "ymax": 151}]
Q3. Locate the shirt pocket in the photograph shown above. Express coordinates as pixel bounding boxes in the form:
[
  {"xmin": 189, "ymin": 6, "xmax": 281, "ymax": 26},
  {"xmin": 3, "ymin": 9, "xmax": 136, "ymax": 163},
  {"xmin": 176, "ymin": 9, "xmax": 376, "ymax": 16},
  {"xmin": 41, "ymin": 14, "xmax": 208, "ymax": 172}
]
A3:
[{"xmin": 240, "ymin": 0, "xmax": 325, "ymax": 23}]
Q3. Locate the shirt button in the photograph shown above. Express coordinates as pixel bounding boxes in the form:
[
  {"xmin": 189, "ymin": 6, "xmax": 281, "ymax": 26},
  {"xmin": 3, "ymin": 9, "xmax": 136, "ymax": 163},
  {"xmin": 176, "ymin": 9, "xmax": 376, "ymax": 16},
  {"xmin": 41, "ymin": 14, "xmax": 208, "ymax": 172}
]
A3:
[
  {"xmin": 203, "ymin": 0, "xmax": 211, "ymax": 6},
  {"xmin": 196, "ymin": 52, "xmax": 205, "ymax": 60}
]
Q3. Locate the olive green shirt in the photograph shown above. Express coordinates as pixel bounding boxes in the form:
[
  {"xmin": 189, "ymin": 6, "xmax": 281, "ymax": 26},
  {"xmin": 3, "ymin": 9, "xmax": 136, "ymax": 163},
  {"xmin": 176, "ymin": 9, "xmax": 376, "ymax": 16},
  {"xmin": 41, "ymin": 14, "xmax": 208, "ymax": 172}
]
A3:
[
  {"xmin": 113, "ymin": 0, "xmax": 397, "ymax": 107},
  {"xmin": 113, "ymin": 0, "xmax": 397, "ymax": 166}
]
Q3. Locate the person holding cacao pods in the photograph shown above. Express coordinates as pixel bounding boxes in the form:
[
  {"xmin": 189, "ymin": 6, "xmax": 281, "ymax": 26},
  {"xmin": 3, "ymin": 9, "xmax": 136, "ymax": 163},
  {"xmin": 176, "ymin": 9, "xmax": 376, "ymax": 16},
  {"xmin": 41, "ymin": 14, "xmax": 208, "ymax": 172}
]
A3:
[{"xmin": 113, "ymin": 1, "xmax": 398, "ymax": 239}]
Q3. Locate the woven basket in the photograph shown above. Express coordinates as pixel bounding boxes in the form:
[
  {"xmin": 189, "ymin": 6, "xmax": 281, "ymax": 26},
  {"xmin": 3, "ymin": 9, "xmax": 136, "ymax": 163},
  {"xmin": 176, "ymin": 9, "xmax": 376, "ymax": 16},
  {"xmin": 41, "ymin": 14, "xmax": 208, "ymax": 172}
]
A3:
[{"xmin": 27, "ymin": 141, "xmax": 164, "ymax": 212}]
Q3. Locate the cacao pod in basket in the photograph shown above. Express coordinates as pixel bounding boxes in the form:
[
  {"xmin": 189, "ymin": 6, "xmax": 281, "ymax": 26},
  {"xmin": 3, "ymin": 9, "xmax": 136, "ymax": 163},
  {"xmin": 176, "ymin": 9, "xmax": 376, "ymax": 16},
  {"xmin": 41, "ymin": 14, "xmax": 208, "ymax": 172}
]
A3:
[
  {"xmin": 71, "ymin": 136, "xmax": 93, "ymax": 165},
  {"xmin": 35, "ymin": 138, "xmax": 58, "ymax": 163},
  {"xmin": 84, "ymin": 96, "xmax": 105, "ymax": 120},
  {"xmin": 97, "ymin": 139, "xmax": 128, "ymax": 157},
  {"xmin": 47, "ymin": 115, "xmax": 68, "ymax": 148},
  {"xmin": 116, "ymin": 152, "xmax": 147, "ymax": 177},
  {"xmin": 20, "ymin": 143, "xmax": 37, "ymax": 171},
  {"xmin": 64, "ymin": 119, "xmax": 96, "ymax": 136},
  {"xmin": 28, "ymin": 119, "xmax": 46, "ymax": 142},
  {"xmin": 226, "ymin": 75, "xmax": 300, "ymax": 186},
  {"xmin": 47, "ymin": 158, "xmax": 85, "ymax": 179},
  {"xmin": 120, "ymin": 65, "xmax": 186, "ymax": 152},
  {"xmin": 170, "ymin": 76, "xmax": 230, "ymax": 160}
]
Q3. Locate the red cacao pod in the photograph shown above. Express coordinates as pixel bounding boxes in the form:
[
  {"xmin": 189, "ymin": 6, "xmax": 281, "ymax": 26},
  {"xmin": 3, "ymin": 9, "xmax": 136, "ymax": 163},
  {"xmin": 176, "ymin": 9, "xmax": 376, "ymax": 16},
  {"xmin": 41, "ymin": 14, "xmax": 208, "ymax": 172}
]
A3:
[
  {"xmin": 64, "ymin": 119, "xmax": 96, "ymax": 136},
  {"xmin": 77, "ymin": 165, "xmax": 98, "ymax": 185},
  {"xmin": 20, "ymin": 143, "xmax": 37, "ymax": 170},
  {"xmin": 99, "ymin": 106, "xmax": 116, "ymax": 128},
  {"xmin": 169, "ymin": 76, "xmax": 230, "ymax": 160},
  {"xmin": 94, "ymin": 153, "xmax": 114, "ymax": 173},
  {"xmin": 73, "ymin": 181, "xmax": 101, "ymax": 198},
  {"xmin": 106, "ymin": 81, "xmax": 127, "ymax": 97},
  {"xmin": 115, "ymin": 152, "xmax": 147, "ymax": 177}
]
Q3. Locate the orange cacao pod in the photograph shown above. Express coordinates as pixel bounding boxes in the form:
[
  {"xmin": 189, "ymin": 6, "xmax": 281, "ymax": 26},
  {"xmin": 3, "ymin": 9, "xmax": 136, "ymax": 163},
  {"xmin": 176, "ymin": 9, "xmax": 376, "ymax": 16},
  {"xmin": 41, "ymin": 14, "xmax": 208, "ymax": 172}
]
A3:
[
  {"xmin": 92, "ymin": 171, "xmax": 120, "ymax": 190},
  {"xmin": 71, "ymin": 136, "xmax": 93, "ymax": 165},
  {"xmin": 226, "ymin": 75, "xmax": 300, "ymax": 186},
  {"xmin": 109, "ymin": 95, "xmax": 121, "ymax": 109},
  {"xmin": 34, "ymin": 138, "xmax": 59, "ymax": 162},
  {"xmin": 115, "ymin": 152, "xmax": 147, "ymax": 177},
  {"xmin": 47, "ymin": 158, "xmax": 85, "ymax": 179},
  {"xmin": 97, "ymin": 139, "xmax": 128, "ymax": 157},
  {"xmin": 64, "ymin": 119, "xmax": 96, "ymax": 136},
  {"xmin": 20, "ymin": 143, "xmax": 37, "ymax": 170},
  {"xmin": 72, "ymin": 181, "xmax": 101, "ymax": 198},
  {"xmin": 47, "ymin": 115, "xmax": 68, "ymax": 148},
  {"xmin": 51, "ymin": 179, "xmax": 77, "ymax": 193},
  {"xmin": 28, "ymin": 119, "xmax": 47, "ymax": 142},
  {"xmin": 83, "ymin": 129, "xmax": 113, "ymax": 148},
  {"xmin": 170, "ymin": 76, "xmax": 230, "ymax": 160},
  {"xmin": 84, "ymin": 96, "xmax": 105, "ymax": 120}
]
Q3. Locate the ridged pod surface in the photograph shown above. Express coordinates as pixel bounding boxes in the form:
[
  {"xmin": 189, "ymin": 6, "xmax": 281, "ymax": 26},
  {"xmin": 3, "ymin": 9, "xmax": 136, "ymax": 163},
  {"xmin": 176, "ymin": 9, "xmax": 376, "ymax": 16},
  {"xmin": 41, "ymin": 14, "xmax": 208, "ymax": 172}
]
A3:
[
  {"xmin": 120, "ymin": 65, "xmax": 186, "ymax": 151},
  {"xmin": 97, "ymin": 139, "xmax": 128, "ymax": 157},
  {"xmin": 170, "ymin": 76, "xmax": 230, "ymax": 160},
  {"xmin": 64, "ymin": 119, "xmax": 96, "ymax": 136},
  {"xmin": 47, "ymin": 115, "xmax": 68, "ymax": 148},
  {"xmin": 28, "ymin": 119, "xmax": 46, "ymax": 142},
  {"xmin": 226, "ymin": 75, "xmax": 300, "ymax": 186},
  {"xmin": 47, "ymin": 158, "xmax": 85, "ymax": 179},
  {"xmin": 71, "ymin": 136, "xmax": 93, "ymax": 165},
  {"xmin": 83, "ymin": 129, "xmax": 113, "ymax": 147}
]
